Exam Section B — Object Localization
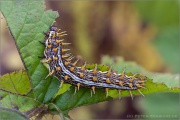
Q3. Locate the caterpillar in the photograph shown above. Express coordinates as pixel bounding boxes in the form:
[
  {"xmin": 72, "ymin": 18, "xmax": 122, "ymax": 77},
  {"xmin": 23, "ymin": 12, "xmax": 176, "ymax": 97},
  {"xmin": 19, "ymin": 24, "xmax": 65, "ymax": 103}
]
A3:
[{"xmin": 39, "ymin": 24, "xmax": 147, "ymax": 99}]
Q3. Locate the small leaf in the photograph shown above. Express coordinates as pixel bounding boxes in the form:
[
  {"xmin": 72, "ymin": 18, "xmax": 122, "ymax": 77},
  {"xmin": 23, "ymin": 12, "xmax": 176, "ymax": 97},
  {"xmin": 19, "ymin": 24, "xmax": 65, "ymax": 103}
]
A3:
[
  {"xmin": 0, "ymin": 106, "xmax": 29, "ymax": 120},
  {"xmin": 0, "ymin": 70, "xmax": 31, "ymax": 95}
]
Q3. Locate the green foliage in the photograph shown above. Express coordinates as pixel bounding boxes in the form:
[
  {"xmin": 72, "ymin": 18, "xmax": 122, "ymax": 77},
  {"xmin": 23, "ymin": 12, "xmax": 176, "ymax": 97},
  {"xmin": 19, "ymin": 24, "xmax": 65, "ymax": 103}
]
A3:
[
  {"xmin": 0, "ymin": 106, "xmax": 29, "ymax": 120},
  {"xmin": 0, "ymin": 0, "xmax": 179, "ymax": 119},
  {"xmin": 153, "ymin": 27, "xmax": 180, "ymax": 73},
  {"xmin": 0, "ymin": 90, "xmax": 41, "ymax": 115},
  {"xmin": 0, "ymin": 70, "xmax": 31, "ymax": 95},
  {"xmin": 1, "ymin": 0, "xmax": 59, "ymax": 103}
]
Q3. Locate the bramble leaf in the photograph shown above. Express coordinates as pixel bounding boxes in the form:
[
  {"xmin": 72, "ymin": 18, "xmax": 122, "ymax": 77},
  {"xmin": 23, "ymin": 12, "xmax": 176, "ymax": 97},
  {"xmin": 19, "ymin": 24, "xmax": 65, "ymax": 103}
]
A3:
[
  {"xmin": 0, "ymin": 70, "xmax": 31, "ymax": 95},
  {"xmin": 1, "ymin": 0, "xmax": 59, "ymax": 103},
  {"xmin": 0, "ymin": 106, "xmax": 29, "ymax": 120}
]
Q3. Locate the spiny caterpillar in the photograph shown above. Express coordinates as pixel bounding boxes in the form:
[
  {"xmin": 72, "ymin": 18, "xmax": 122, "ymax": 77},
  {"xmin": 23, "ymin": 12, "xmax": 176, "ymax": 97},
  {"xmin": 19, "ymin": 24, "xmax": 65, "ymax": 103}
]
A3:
[{"xmin": 39, "ymin": 24, "xmax": 147, "ymax": 99}]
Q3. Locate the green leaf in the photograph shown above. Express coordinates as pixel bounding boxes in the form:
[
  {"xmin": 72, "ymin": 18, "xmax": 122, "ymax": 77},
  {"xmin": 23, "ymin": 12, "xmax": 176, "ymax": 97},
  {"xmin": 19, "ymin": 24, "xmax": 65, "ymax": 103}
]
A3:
[
  {"xmin": 1, "ymin": 0, "xmax": 59, "ymax": 102},
  {"xmin": 0, "ymin": 106, "xmax": 29, "ymax": 120},
  {"xmin": 0, "ymin": 70, "xmax": 31, "ymax": 95},
  {"xmin": 153, "ymin": 27, "xmax": 180, "ymax": 73},
  {"xmin": 48, "ymin": 103, "xmax": 71, "ymax": 120},
  {"xmin": 0, "ymin": 91, "xmax": 41, "ymax": 114},
  {"xmin": 54, "ymin": 86, "xmax": 112, "ymax": 117}
]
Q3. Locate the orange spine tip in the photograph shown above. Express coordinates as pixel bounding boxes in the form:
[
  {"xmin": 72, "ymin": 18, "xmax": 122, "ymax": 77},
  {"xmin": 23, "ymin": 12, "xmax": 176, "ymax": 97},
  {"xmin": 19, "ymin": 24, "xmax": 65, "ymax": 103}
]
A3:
[
  {"xmin": 60, "ymin": 80, "xmax": 64, "ymax": 87},
  {"xmin": 77, "ymin": 83, "xmax": 80, "ymax": 90},
  {"xmin": 81, "ymin": 62, "xmax": 86, "ymax": 71},
  {"xmin": 79, "ymin": 73, "xmax": 84, "ymax": 78},
  {"xmin": 129, "ymin": 83, "xmax": 133, "ymax": 88},
  {"xmin": 56, "ymin": 39, "xmax": 64, "ymax": 44},
  {"xmin": 129, "ymin": 90, "xmax": 133, "ymax": 100},
  {"xmin": 56, "ymin": 67, "xmax": 61, "ymax": 71},
  {"xmin": 45, "ymin": 69, "xmax": 55, "ymax": 79},
  {"xmin": 53, "ymin": 48, "xmax": 58, "ymax": 52},
  {"xmin": 70, "ymin": 67, "xmax": 75, "ymax": 72},
  {"xmin": 92, "ymin": 76, "xmax": 97, "ymax": 82},
  {"xmin": 47, "ymin": 44, "xmax": 52, "ymax": 48},
  {"xmin": 64, "ymin": 75, "xmax": 69, "ymax": 80},
  {"xmin": 61, "ymin": 49, "xmax": 70, "ymax": 53},
  {"xmin": 91, "ymin": 86, "xmax": 95, "ymax": 94},
  {"xmin": 105, "ymin": 88, "xmax": 109, "ymax": 97},
  {"xmin": 53, "ymin": 56, "xmax": 58, "ymax": 60},
  {"xmin": 64, "ymin": 61, "xmax": 70, "ymax": 66},
  {"xmin": 119, "ymin": 81, "xmax": 123, "ymax": 86},
  {"xmin": 106, "ymin": 78, "xmax": 111, "ymax": 84},
  {"xmin": 62, "ymin": 43, "xmax": 71, "ymax": 46},
  {"xmin": 62, "ymin": 54, "xmax": 70, "ymax": 58},
  {"xmin": 118, "ymin": 90, "xmax": 121, "ymax": 100},
  {"xmin": 72, "ymin": 59, "xmax": 79, "ymax": 66},
  {"xmin": 93, "ymin": 64, "xmax": 97, "ymax": 74}
]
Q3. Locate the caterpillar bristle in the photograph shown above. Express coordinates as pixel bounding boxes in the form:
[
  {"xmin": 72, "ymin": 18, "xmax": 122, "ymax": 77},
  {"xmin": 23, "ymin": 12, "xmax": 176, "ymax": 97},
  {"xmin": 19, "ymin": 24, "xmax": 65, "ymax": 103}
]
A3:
[
  {"xmin": 64, "ymin": 75, "xmax": 69, "ymax": 80},
  {"xmin": 106, "ymin": 78, "xmax": 111, "ymax": 84},
  {"xmin": 105, "ymin": 88, "xmax": 109, "ymax": 98},
  {"xmin": 61, "ymin": 49, "xmax": 70, "ymax": 53},
  {"xmin": 69, "ymin": 67, "xmax": 75, "ymax": 72},
  {"xmin": 137, "ymin": 89, "xmax": 145, "ymax": 97},
  {"xmin": 129, "ymin": 90, "xmax": 133, "ymax": 100},
  {"xmin": 74, "ymin": 87, "xmax": 77, "ymax": 95},
  {"xmin": 77, "ymin": 83, "xmax": 80, "ymax": 90},
  {"xmin": 129, "ymin": 76, "xmax": 135, "ymax": 82},
  {"xmin": 72, "ymin": 59, "xmax": 79, "ymax": 66},
  {"xmin": 64, "ymin": 61, "xmax": 70, "ymax": 66},
  {"xmin": 81, "ymin": 62, "xmax": 87, "ymax": 71},
  {"xmin": 41, "ymin": 58, "xmax": 52, "ymax": 63},
  {"xmin": 57, "ymin": 32, "xmax": 67, "ymax": 37},
  {"xmin": 45, "ymin": 70, "xmax": 55, "ymax": 79},
  {"xmin": 120, "ymin": 71, "xmax": 125, "ymax": 80},
  {"xmin": 62, "ymin": 53, "xmax": 71, "ymax": 59},
  {"xmin": 39, "ymin": 41, "xmax": 45, "ymax": 46},
  {"xmin": 129, "ymin": 83, "xmax": 133, "ymax": 88},
  {"xmin": 91, "ymin": 86, "xmax": 96, "ymax": 95},
  {"xmin": 106, "ymin": 67, "xmax": 112, "ymax": 77},
  {"xmin": 66, "ymin": 56, "xmax": 75, "ymax": 62},
  {"xmin": 38, "ymin": 55, "xmax": 46, "ymax": 59},
  {"xmin": 61, "ymin": 43, "xmax": 71, "ymax": 46},
  {"xmin": 92, "ymin": 76, "xmax": 97, "ymax": 82},
  {"xmin": 43, "ymin": 32, "xmax": 49, "ymax": 36},
  {"xmin": 59, "ymin": 31, "xmax": 67, "ymax": 34},
  {"xmin": 60, "ymin": 80, "xmax": 64, "ymax": 88},
  {"xmin": 119, "ymin": 81, "xmax": 123, "ymax": 86},
  {"xmin": 56, "ymin": 39, "xmax": 64, "ymax": 44},
  {"xmin": 93, "ymin": 64, "xmax": 98, "ymax": 74},
  {"xmin": 79, "ymin": 73, "xmax": 84, "ymax": 78},
  {"xmin": 118, "ymin": 90, "xmax": 122, "ymax": 100}
]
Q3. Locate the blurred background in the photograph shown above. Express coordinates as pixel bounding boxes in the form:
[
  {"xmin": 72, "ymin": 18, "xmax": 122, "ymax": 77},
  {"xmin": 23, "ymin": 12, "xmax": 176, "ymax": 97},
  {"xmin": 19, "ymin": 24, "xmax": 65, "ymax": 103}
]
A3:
[{"xmin": 1, "ymin": 1, "xmax": 179, "ymax": 120}]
